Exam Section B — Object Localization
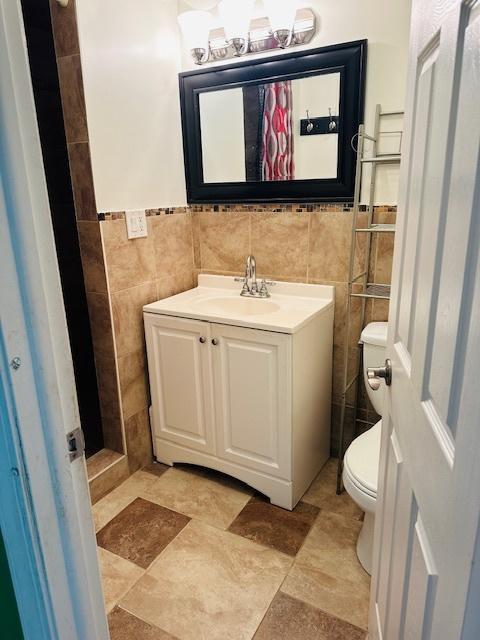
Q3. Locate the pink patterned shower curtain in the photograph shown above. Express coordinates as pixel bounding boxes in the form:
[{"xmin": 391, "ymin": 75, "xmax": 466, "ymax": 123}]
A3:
[{"xmin": 261, "ymin": 81, "xmax": 295, "ymax": 181}]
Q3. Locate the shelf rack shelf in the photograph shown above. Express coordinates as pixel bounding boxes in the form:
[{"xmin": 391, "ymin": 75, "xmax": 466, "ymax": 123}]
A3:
[
  {"xmin": 351, "ymin": 284, "xmax": 391, "ymax": 299},
  {"xmin": 361, "ymin": 155, "xmax": 401, "ymax": 164},
  {"xmin": 355, "ymin": 224, "xmax": 396, "ymax": 233},
  {"xmin": 336, "ymin": 104, "xmax": 404, "ymax": 494}
]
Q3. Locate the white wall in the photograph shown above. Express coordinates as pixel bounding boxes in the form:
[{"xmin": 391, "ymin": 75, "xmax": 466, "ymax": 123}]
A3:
[
  {"xmin": 77, "ymin": 0, "xmax": 411, "ymax": 209},
  {"xmin": 76, "ymin": 0, "xmax": 187, "ymax": 211},
  {"xmin": 181, "ymin": 0, "xmax": 412, "ymax": 203},
  {"xmin": 291, "ymin": 73, "xmax": 340, "ymax": 180},
  {"xmin": 200, "ymin": 88, "xmax": 246, "ymax": 183}
]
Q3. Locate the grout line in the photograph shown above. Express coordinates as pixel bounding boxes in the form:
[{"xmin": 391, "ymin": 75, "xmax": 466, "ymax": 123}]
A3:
[
  {"xmin": 306, "ymin": 212, "xmax": 312, "ymax": 283},
  {"xmin": 188, "ymin": 213, "xmax": 196, "ymax": 273},
  {"xmin": 56, "ymin": 51, "xmax": 81, "ymax": 61},
  {"xmin": 66, "ymin": 137, "xmax": 89, "ymax": 144},
  {"xmin": 198, "ymin": 214, "xmax": 204, "ymax": 271},
  {"xmin": 107, "ymin": 278, "xmax": 157, "ymax": 296},
  {"xmin": 107, "ymin": 566, "xmax": 147, "ymax": 616},
  {"xmin": 99, "ymin": 222, "xmax": 128, "ymax": 455},
  {"xmin": 248, "ymin": 211, "xmax": 252, "ymax": 254}
]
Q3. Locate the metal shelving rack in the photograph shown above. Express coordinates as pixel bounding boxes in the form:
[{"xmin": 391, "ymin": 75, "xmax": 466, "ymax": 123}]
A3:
[{"xmin": 336, "ymin": 104, "xmax": 403, "ymax": 494}]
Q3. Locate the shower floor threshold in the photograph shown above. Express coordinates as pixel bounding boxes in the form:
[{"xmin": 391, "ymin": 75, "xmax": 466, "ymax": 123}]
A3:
[{"xmin": 87, "ymin": 448, "xmax": 129, "ymax": 504}]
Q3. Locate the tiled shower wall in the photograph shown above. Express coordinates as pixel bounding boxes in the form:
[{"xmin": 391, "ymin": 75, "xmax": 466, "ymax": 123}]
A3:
[
  {"xmin": 49, "ymin": 0, "xmax": 124, "ymax": 460},
  {"xmin": 49, "ymin": 0, "xmax": 197, "ymax": 477}
]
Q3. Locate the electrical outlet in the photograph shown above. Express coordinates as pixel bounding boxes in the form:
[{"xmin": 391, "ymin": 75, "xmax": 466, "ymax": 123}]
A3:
[{"xmin": 125, "ymin": 210, "xmax": 147, "ymax": 239}]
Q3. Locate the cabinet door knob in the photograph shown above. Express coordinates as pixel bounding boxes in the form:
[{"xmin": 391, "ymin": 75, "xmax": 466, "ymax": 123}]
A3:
[
  {"xmin": 199, "ymin": 336, "xmax": 206, "ymax": 344},
  {"xmin": 212, "ymin": 338, "xmax": 219, "ymax": 346}
]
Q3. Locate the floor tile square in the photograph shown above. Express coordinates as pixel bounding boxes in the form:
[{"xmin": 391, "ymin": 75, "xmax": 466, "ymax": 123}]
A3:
[
  {"xmin": 97, "ymin": 497, "xmax": 190, "ymax": 569},
  {"xmin": 98, "ymin": 548, "xmax": 144, "ymax": 614},
  {"xmin": 228, "ymin": 495, "xmax": 319, "ymax": 556},
  {"xmin": 116, "ymin": 469, "xmax": 161, "ymax": 495},
  {"xmin": 120, "ymin": 520, "xmax": 292, "ymax": 640},
  {"xmin": 143, "ymin": 462, "xmax": 170, "ymax": 478},
  {"xmin": 143, "ymin": 466, "xmax": 253, "ymax": 530},
  {"xmin": 302, "ymin": 459, "xmax": 363, "ymax": 520},
  {"xmin": 92, "ymin": 470, "xmax": 161, "ymax": 531},
  {"xmin": 93, "ymin": 491, "xmax": 136, "ymax": 533},
  {"xmin": 254, "ymin": 592, "xmax": 366, "ymax": 640},
  {"xmin": 281, "ymin": 511, "xmax": 370, "ymax": 630},
  {"xmin": 108, "ymin": 606, "xmax": 177, "ymax": 639}
]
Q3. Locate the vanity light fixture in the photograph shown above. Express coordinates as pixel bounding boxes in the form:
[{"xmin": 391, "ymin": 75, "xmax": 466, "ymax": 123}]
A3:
[
  {"xmin": 218, "ymin": 0, "xmax": 255, "ymax": 57},
  {"xmin": 263, "ymin": 0, "xmax": 299, "ymax": 48},
  {"xmin": 178, "ymin": 10, "xmax": 213, "ymax": 65},
  {"xmin": 179, "ymin": 3, "xmax": 316, "ymax": 66}
]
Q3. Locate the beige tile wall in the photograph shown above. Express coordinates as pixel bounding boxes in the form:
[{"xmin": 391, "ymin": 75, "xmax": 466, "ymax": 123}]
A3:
[
  {"xmin": 101, "ymin": 214, "xmax": 196, "ymax": 472},
  {"xmin": 98, "ymin": 204, "xmax": 395, "ymax": 465},
  {"xmin": 191, "ymin": 207, "xmax": 395, "ymax": 455}
]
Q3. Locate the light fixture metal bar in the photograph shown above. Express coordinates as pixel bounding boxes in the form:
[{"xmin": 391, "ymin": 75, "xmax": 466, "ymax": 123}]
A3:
[{"xmin": 207, "ymin": 8, "xmax": 316, "ymax": 64}]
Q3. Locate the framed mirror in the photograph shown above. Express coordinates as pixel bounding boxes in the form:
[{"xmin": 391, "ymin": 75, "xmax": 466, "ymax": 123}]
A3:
[{"xmin": 179, "ymin": 40, "xmax": 367, "ymax": 204}]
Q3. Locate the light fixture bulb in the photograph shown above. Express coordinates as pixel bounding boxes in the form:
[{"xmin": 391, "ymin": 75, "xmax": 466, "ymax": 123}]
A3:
[
  {"xmin": 178, "ymin": 10, "xmax": 212, "ymax": 52},
  {"xmin": 263, "ymin": 0, "xmax": 299, "ymax": 34},
  {"xmin": 218, "ymin": 0, "xmax": 255, "ymax": 43}
]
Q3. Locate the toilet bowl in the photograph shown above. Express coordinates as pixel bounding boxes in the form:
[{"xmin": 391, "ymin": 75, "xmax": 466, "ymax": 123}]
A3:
[{"xmin": 343, "ymin": 322, "xmax": 387, "ymax": 575}]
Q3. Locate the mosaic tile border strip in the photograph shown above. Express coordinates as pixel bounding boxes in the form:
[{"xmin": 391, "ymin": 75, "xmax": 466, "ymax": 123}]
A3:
[{"xmin": 99, "ymin": 204, "xmax": 397, "ymax": 221}]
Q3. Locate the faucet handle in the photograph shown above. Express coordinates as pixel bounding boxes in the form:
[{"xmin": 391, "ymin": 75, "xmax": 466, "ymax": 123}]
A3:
[
  {"xmin": 259, "ymin": 279, "xmax": 273, "ymax": 297},
  {"xmin": 261, "ymin": 279, "xmax": 277, "ymax": 287},
  {"xmin": 234, "ymin": 276, "xmax": 250, "ymax": 295}
]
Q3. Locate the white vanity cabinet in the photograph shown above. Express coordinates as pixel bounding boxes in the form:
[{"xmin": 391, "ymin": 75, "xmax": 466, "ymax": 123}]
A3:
[
  {"xmin": 144, "ymin": 275, "xmax": 334, "ymax": 510},
  {"xmin": 211, "ymin": 323, "xmax": 291, "ymax": 482},
  {"xmin": 143, "ymin": 315, "xmax": 216, "ymax": 456},
  {"xmin": 145, "ymin": 316, "xmax": 292, "ymax": 481}
]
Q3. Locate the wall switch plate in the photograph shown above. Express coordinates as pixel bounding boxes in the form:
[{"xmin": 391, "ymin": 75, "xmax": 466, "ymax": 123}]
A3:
[{"xmin": 125, "ymin": 210, "xmax": 148, "ymax": 239}]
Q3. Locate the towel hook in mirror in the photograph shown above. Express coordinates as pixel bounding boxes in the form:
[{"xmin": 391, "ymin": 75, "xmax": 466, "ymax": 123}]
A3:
[
  {"xmin": 328, "ymin": 107, "xmax": 337, "ymax": 132},
  {"xmin": 306, "ymin": 110, "xmax": 314, "ymax": 133}
]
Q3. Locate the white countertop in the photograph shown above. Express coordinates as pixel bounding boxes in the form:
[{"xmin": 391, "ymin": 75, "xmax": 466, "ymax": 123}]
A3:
[{"xmin": 143, "ymin": 275, "xmax": 335, "ymax": 334}]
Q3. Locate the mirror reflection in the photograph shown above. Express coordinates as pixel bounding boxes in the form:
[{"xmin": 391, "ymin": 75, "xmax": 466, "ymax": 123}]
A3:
[{"xmin": 199, "ymin": 72, "xmax": 341, "ymax": 184}]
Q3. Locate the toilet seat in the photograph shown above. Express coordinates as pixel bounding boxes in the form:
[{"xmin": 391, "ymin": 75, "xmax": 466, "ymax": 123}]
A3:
[{"xmin": 343, "ymin": 421, "xmax": 382, "ymax": 509}]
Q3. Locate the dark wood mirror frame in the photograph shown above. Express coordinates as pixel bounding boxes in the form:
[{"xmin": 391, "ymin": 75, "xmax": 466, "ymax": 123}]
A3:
[{"xmin": 179, "ymin": 39, "xmax": 367, "ymax": 204}]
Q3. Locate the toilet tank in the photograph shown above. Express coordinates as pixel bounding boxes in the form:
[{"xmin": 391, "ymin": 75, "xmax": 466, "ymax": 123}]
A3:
[{"xmin": 361, "ymin": 322, "xmax": 388, "ymax": 416}]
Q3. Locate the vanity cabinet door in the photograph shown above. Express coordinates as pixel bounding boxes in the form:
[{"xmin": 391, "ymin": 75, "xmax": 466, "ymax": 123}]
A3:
[
  {"xmin": 211, "ymin": 323, "xmax": 292, "ymax": 480},
  {"xmin": 144, "ymin": 314, "xmax": 215, "ymax": 455}
]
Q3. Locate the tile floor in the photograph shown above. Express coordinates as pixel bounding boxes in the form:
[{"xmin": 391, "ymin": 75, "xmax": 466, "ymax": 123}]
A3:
[{"xmin": 93, "ymin": 459, "xmax": 369, "ymax": 640}]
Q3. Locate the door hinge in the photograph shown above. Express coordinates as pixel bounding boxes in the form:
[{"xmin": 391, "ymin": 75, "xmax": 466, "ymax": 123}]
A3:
[{"xmin": 66, "ymin": 427, "xmax": 85, "ymax": 462}]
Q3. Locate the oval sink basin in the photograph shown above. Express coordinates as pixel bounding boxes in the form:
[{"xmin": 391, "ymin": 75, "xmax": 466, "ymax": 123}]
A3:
[{"xmin": 193, "ymin": 296, "xmax": 280, "ymax": 316}]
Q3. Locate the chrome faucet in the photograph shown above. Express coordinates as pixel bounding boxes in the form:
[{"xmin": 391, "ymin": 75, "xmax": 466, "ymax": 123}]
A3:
[
  {"xmin": 234, "ymin": 255, "xmax": 276, "ymax": 298},
  {"xmin": 246, "ymin": 255, "xmax": 258, "ymax": 294}
]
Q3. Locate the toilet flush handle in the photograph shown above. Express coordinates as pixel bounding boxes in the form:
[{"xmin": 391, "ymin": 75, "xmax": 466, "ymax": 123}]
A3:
[{"xmin": 367, "ymin": 359, "xmax": 392, "ymax": 391}]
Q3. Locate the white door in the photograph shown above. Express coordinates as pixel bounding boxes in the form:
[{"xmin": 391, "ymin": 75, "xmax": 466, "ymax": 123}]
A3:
[
  {"xmin": 211, "ymin": 323, "xmax": 291, "ymax": 480},
  {"xmin": 0, "ymin": 2, "xmax": 108, "ymax": 638},
  {"xmin": 145, "ymin": 314, "xmax": 216, "ymax": 455},
  {"xmin": 370, "ymin": 1, "xmax": 480, "ymax": 638}
]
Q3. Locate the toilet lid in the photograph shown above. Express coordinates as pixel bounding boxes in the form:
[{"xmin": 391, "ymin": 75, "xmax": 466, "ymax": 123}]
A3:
[
  {"xmin": 361, "ymin": 322, "xmax": 388, "ymax": 347},
  {"xmin": 344, "ymin": 421, "xmax": 382, "ymax": 496}
]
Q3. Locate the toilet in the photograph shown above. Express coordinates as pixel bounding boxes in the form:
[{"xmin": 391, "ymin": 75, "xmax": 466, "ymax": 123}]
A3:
[{"xmin": 343, "ymin": 322, "xmax": 387, "ymax": 575}]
